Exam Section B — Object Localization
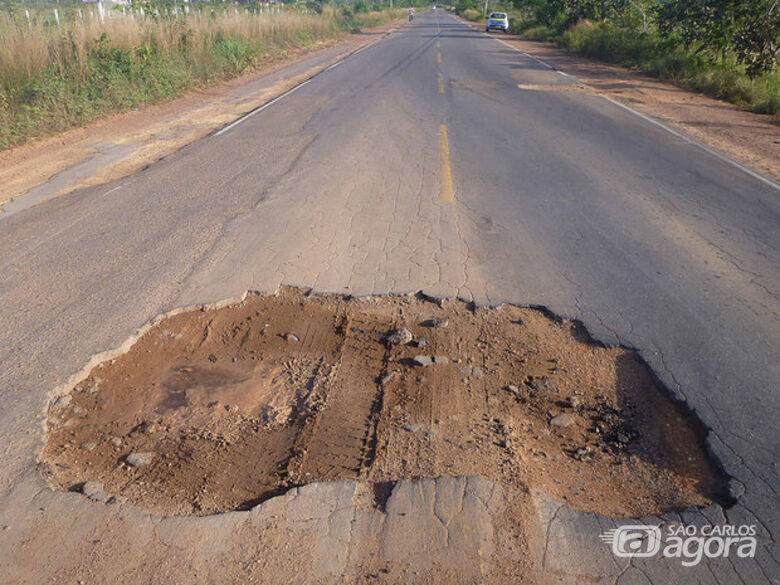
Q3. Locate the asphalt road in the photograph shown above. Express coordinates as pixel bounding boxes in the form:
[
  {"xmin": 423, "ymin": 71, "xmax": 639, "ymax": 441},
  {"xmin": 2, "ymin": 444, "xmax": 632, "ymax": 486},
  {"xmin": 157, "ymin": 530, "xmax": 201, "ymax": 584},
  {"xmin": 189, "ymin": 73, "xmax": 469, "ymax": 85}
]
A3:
[{"xmin": 0, "ymin": 10, "xmax": 778, "ymax": 584}]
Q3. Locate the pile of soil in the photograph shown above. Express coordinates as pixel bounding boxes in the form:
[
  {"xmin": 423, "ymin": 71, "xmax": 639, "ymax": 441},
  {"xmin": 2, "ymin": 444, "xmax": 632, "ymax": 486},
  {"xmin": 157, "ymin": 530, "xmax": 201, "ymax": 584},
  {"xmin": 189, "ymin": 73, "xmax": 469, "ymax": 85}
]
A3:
[{"xmin": 40, "ymin": 287, "xmax": 727, "ymax": 516}]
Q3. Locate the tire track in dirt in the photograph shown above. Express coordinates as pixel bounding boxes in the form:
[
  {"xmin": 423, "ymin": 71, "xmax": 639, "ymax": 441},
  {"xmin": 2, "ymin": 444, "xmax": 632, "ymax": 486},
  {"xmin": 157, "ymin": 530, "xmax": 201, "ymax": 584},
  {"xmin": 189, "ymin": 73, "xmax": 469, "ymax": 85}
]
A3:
[{"xmin": 293, "ymin": 311, "xmax": 390, "ymax": 482}]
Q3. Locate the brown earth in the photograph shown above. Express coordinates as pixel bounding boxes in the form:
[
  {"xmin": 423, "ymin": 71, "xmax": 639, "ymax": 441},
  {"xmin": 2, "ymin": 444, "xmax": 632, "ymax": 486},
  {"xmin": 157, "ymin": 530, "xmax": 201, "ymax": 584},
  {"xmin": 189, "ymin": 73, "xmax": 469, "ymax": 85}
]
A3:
[
  {"xmin": 40, "ymin": 287, "xmax": 727, "ymax": 518},
  {"xmin": 463, "ymin": 19, "xmax": 780, "ymax": 181}
]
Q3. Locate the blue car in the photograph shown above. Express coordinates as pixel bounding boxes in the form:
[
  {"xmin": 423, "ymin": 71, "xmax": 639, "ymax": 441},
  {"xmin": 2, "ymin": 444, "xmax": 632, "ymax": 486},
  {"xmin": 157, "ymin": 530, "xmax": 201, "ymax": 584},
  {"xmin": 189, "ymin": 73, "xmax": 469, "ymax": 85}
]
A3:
[{"xmin": 486, "ymin": 12, "xmax": 509, "ymax": 33}]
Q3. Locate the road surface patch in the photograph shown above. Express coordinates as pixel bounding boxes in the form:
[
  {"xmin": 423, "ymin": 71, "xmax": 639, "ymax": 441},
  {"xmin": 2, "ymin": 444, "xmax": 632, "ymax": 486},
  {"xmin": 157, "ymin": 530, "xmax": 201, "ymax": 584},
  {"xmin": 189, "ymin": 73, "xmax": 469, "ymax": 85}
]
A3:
[
  {"xmin": 516, "ymin": 82, "xmax": 595, "ymax": 94},
  {"xmin": 40, "ymin": 288, "xmax": 726, "ymax": 517}
]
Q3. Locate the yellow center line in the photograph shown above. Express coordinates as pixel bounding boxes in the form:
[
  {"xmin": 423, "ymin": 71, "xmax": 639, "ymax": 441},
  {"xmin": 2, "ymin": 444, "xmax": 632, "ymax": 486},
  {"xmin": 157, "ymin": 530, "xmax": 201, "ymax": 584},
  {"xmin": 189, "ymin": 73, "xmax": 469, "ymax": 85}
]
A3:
[
  {"xmin": 437, "ymin": 52, "xmax": 442, "ymax": 64},
  {"xmin": 438, "ymin": 72, "xmax": 444, "ymax": 94},
  {"xmin": 439, "ymin": 125, "xmax": 454, "ymax": 203},
  {"xmin": 436, "ymin": 40, "xmax": 440, "ymax": 48}
]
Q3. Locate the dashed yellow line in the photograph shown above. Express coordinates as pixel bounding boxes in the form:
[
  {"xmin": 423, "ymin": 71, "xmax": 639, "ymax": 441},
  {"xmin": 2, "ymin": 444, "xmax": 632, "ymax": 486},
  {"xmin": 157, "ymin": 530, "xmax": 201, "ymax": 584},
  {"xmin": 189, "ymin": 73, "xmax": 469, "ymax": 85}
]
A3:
[
  {"xmin": 439, "ymin": 125, "xmax": 454, "ymax": 203},
  {"xmin": 438, "ymin": 72, "xmax": 444, "ymax": 94},
  {"xmin": 436, "ymin": 40, "xmax": 440, "ymax": 48},
  {"xmin": 437, "ymin": 51, "xmax": 442, "ymax": 64}
]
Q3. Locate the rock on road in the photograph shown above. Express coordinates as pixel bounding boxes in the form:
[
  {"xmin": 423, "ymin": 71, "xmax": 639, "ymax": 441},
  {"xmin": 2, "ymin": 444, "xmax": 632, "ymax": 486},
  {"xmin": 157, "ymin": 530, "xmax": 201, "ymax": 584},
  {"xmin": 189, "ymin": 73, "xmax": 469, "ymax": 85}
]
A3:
[{"xmin": 0, "ymin": 9, "xmax": 777, "ymax": 585}]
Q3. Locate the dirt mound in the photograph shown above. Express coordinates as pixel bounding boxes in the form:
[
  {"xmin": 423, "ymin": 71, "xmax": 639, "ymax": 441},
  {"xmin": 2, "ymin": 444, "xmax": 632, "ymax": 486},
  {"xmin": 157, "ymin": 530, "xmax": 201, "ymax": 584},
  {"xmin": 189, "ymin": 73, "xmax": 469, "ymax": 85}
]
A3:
[{"xmin": 40, "ymin": 287, "xmax": 727, "ymax": 516}]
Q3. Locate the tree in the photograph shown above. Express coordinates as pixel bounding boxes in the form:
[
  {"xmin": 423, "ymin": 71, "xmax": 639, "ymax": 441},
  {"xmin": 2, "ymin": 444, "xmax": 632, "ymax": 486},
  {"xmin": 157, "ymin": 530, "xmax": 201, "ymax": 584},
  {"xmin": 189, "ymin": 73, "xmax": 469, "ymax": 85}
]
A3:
[
  {"xmin": 734, "ymin": 0, "xmax": 779, "ymax": 76},
  {"xmin": 657, "ymin": 0, "xmax": 740, "ymax": 59}
]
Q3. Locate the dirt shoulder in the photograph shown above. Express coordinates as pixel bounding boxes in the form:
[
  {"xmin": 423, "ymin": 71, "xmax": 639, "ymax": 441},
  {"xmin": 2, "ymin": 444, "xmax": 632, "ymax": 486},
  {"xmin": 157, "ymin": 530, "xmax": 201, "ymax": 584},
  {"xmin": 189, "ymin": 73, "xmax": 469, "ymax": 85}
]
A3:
[
  {"xmin": 0, "ymin": 23, "xmax": 401, "ymax": 212},
  {"xmin": 461, "ymin": 19, "xmax": 779, "ymax": 181}
]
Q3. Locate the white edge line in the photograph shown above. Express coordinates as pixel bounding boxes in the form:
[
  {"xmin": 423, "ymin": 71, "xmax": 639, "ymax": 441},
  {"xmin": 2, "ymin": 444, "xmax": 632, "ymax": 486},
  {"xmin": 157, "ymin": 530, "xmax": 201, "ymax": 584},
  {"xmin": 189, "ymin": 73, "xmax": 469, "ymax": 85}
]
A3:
[
  {"xmin": 494, "ymin": 37, "xmax": 553, "ymax": 69},
  {"xmin": 323, "ymin": 60, "xmax": 344, "ymax": 72},
  {"xmin": 213, "ymin": 37, "xmax": 384, "ymax": 138},
  {"xmin": 470, "ymin": 14, "xmax": 780, "ymax": 191},
  {"xmin": 213, "ymin": 78, "xmax": 314, "ymax": 137},
  {"xmin": 2, "ymin": 34, "xmax": 394, "ymax": 216},
  {"xmin": 602, "ymin": 96, "xmax": 779, "ymax": 190}
]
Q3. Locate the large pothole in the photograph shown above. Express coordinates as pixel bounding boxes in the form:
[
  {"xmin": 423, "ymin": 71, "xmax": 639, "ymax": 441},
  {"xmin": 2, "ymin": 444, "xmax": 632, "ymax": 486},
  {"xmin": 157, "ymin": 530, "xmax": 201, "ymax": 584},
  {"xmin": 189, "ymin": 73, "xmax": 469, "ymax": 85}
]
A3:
[{"xmin": 40, "ymin": 287, "xmax": 728, "ymax": 517}]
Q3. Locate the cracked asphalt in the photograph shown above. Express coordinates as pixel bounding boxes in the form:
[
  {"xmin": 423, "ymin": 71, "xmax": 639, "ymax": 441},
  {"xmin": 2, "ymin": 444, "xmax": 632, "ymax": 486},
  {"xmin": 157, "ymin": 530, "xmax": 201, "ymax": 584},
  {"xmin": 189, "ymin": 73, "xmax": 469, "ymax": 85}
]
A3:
[{"xmin": 0, "ymin": 9, "xmax": 777, "ymax": 585}]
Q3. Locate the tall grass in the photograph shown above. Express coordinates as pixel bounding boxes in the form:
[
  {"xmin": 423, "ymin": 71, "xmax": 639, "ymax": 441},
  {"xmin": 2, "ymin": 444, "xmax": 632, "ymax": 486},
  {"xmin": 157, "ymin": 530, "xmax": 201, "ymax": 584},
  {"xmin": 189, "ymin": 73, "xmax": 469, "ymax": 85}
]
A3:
[
  {"xmin": 558, "ymin": 20, "xmax": 780, "ymax": 115},
  {"xmin": 459, "ymin": 8, "xmax": 482, "ymax": 21},
  {"xmin": 0, "ymin": 5, "xmax": 400, "ymax": 149}
]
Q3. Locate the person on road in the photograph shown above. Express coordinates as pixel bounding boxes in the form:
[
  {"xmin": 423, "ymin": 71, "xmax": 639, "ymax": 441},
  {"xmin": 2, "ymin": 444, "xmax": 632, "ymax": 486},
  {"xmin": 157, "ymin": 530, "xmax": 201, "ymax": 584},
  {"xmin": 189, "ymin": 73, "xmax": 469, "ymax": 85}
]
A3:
[{"xmin": 408, "ymin": 7, "xmax": 414, "ymax": 22}]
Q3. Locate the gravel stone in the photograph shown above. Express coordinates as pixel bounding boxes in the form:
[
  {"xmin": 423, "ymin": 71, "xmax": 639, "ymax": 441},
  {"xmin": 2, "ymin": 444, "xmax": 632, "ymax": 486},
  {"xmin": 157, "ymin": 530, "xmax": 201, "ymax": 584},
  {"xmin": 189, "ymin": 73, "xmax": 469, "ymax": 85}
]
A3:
[
  {"xmin": 386, "ymin": 328, "xmax": 413, "ymax": 345},
  {"xmin": 126, "ymin": 452, "xmax": 154, "ymax": 467},
  {"xmin": 85, "ymin": 380, "xmax": 101, "ymax": 395},
  {"xmin": 52, "ymin": 395, "xmax": 72, "ymax": 410},
  {"xmin": 380, "ymin": 370, "xmax": 399, "ymax": 385},
  {"xmin": 412, "ymin": 355, "xmax": 433, "ymax": 367},
  {"xmin": 550, "ymin": 413, "xmax": 575, "ymax": 428},
  {"xmin": 82, "ymin": 481, "xmax": 107, "ymax": 502}
]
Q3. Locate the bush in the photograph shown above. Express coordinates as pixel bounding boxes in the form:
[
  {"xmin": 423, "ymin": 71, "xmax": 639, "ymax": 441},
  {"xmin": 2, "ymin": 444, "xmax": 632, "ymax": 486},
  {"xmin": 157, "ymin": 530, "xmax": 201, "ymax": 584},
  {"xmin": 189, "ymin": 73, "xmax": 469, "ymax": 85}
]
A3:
[
  {"xmin": 517, "ymin": 24, "xmax": 554, "ymax": 39},
  {"xmin": 460, "ymin": 9, "xmax": 481, "ymax": 22},
  {"xmin": 212, "ymin": 35, "xmax": 257, "ymax": 75},
  {"xmin": 554, "ymin": 20, "xmax": 780, "ymax": 115}
]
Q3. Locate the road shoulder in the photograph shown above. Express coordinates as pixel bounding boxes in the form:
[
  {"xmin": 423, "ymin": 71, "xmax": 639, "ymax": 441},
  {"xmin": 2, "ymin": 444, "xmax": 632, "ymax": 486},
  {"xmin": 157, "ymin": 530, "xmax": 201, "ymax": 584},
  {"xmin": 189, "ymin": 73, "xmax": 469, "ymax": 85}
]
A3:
[
  {"xmin": 0, "ymin": 24, "xmax": 400, "ymax": 214},
  {"xmin": 458, "ymin": 17, "xmax": 779, "ymax": 182}
]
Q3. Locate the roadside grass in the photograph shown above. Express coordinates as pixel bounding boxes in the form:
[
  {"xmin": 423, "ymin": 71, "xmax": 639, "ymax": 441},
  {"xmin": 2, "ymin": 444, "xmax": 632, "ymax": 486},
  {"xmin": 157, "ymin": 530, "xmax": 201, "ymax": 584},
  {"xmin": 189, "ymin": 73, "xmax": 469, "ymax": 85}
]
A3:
[
  {"xmin": 525, "ymin": 18, "xmax": 780, "ymax": 115},
  {"xmin": 0, "ymin": 5, "xmax": 403, "ymax": 150},
  {"xmin": 558, "ymin": 20, "xmax": 779, "ymax": 115},
  {"xmin": 460, "ymin": 8, "xmax": 482, "ymax": 22}
]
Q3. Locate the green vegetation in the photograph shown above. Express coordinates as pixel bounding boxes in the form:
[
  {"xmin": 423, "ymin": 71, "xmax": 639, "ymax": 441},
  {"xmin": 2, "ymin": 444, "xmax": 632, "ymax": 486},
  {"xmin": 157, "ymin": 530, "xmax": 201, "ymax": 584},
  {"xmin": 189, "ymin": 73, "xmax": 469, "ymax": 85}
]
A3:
[
  {"xmin": 0, "ymin": 1, "xmax": 404, "ymax": 150},
  {"xmin": 453, "ymin": 0, "xmax": 779, "ymax": 114}
]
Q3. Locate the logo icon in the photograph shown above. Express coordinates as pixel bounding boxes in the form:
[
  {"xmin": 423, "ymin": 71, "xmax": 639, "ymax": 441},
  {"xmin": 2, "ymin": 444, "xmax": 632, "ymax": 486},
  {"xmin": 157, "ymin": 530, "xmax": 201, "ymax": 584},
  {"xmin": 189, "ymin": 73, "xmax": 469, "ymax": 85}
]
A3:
[{"xmin": 600, "ymin": 525, "xmax": 662, "ymax": 558}]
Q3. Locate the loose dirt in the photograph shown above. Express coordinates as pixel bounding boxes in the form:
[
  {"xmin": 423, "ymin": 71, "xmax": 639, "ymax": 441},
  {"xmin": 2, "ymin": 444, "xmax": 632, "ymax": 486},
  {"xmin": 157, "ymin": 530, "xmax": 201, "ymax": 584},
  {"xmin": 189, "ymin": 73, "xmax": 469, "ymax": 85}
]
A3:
[{"xmin": 40, "ymin": 287, "xmax": 727, "ymax": 517}]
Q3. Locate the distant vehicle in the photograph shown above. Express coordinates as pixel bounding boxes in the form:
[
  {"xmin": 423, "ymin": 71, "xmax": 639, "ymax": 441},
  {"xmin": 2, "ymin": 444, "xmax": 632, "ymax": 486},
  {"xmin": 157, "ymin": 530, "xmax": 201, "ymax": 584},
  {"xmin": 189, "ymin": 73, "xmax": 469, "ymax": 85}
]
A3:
[{"xmin": 486, "ymin": 12, "xmax": 509, "ymax": 33}]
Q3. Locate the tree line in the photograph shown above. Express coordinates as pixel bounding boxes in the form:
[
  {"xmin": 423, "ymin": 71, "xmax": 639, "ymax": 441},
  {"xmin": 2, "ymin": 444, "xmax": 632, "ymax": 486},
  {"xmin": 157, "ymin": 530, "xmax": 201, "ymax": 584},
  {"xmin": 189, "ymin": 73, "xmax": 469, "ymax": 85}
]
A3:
[{"xmin": 503, "ymin": 0, "xmax": 778, "ymax": 76}]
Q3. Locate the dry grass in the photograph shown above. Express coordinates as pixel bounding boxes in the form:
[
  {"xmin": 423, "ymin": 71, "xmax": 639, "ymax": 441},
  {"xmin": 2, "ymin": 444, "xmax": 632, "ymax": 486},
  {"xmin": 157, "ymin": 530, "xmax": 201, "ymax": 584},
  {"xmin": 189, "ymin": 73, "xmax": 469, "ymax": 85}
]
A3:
[
  {"xmin": 0, "ymin": 7, "xmax": 339, "ymax": 92},
  {"xmin": 0, "ymin": 5, "xmax": 401, "ymax": 148}
]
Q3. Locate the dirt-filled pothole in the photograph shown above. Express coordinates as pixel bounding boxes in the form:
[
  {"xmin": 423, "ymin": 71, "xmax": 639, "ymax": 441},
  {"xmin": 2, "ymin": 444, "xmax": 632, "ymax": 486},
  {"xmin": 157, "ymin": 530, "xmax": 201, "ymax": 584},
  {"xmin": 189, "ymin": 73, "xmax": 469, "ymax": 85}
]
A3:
[{"xmin": 40, "ymin": 287, "xmax": 727, "ymax": 517}]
